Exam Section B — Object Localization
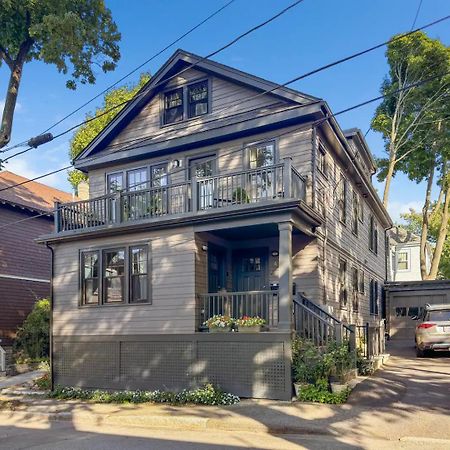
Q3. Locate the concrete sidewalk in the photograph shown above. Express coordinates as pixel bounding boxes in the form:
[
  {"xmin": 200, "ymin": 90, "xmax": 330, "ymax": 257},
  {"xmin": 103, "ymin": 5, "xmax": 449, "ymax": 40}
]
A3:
[{"xmin": 0, "ymin": 370, "xmax": 44, "ymax": 390}]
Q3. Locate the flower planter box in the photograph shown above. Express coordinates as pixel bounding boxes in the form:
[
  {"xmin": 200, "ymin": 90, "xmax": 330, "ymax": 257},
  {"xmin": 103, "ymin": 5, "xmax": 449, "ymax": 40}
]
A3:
[
  {"xmin": 237, "ymin": 325, "xmax": 262, "ymax": 333},
  {"xmin": 330, "ymin": 382, "xmax": 348, "ymax": 394},
  {"xmin": 208, "ymin": 327, "xmax": 230, "ymax": 333}
]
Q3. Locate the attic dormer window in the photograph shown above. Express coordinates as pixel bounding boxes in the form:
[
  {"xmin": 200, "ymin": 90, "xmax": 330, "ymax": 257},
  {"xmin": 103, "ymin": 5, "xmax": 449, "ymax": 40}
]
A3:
[
  {"xmin": 164, "ymin": 88, "xmax": 184, "ymax": 124},
  {"xmin": 188, "ymin": 81, "xmax": 208, "ymax": 118}
]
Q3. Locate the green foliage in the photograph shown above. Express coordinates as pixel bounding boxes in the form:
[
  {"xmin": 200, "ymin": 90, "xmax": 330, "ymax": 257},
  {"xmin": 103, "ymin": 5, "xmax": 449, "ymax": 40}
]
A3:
[
  {"xmin": 0, "ymin": 1, "xmax": 120, "ymax": 88},
  {"xmin": 292, "ymin": 337, "xmax": 354, "ymax": 384},
  {"xmin": 49, "ymin": 383, "xmax": 240, "ymax": 406},
  {"xmin": 371, "ymin": 31, "xmax": 450, "ymax": 183},
  {"xmin": 13, "ymin": 299, "xmax": 50, "ymax": 361},
  {"xmin": 34, "ymin": 373, "xmax": 51, "ymax": 391},
  {"xmin": 68, "ymin": 73, "xmax": 150, "ymax": 190},
  {"xmin": 298, "ymin": 378, "xmax": 350, "ymax": 404},
  {"xmin": 232, "ymin": 187, "xmax": 250, "ymax": 204}
]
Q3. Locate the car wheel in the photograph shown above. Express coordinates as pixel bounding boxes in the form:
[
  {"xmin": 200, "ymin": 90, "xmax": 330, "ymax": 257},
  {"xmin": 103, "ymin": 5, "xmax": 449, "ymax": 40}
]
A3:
[{"xmin": 416, "ymin": 346, "xmax": 425, "ymax": 357}]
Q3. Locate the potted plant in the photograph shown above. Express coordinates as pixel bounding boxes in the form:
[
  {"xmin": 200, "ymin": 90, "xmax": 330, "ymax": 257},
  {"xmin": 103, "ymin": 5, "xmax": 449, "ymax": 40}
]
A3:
[
  {"xmin": 325, "ymin": 341, "xmax": 356, "ymax": 393},
  {"xmin": 292, "ymin": 337, "xmax": 327, "ymax": 397},
  {"xmin": 204, "ymin": 315, "xmax": 234, "ymax": 333},
  {"xmin": 235, "ymin": 316, "xmax": 265, "ymax": 333},
  {"xmin": 232, "ymin": 187, "xmax": 250, "ymax": 204}
]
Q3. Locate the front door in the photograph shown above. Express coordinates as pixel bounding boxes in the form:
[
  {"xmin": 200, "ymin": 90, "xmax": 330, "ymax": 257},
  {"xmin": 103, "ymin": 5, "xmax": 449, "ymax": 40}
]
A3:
[
  {"xmin": 208, "ymin": 246, "xmax": 226, "ymax": 293},
  {"xmin": 233, "ymin": 248, "xmax": 268, "ymax": 291}
]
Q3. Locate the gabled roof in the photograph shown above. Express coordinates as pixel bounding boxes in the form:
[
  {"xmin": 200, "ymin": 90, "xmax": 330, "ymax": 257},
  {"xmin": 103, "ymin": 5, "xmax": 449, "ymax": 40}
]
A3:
[
  {"xmin": 343, "ymin": 128, "xmax": 377, "ymax": 173},
  {"xmin": 0, "ymin": 171, "xmax": 73, "ymax": 214},
  {"xmin": 75, "ymin": 49, "xmax": 320, "ymax": 162}
]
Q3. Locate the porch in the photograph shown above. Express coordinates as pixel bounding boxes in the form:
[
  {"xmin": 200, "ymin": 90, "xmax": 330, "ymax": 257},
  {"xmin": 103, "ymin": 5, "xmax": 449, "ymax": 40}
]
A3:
[
  {"xmin": 54, "ymin": 159, "xmax": 306, "ymax": 234},
  {"xmin": 194, "ymin": 220, "xmax": 317, "ymax": 332}
]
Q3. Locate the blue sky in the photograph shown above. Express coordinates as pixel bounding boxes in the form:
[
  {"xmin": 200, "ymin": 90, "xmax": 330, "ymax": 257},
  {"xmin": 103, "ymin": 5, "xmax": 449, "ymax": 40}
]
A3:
[{"xmin": 1, "ymin": 0, "xmax": 449, "ymax": 221}]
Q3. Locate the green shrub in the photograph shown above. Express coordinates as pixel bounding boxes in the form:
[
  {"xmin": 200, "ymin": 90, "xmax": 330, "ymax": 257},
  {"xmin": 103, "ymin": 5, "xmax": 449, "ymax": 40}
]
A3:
[
  {"xmin": 298, "ymin": 378, "xmax": 350, "ymax": 404},
  {"xmin": 49, "ymin": 383, "xmax": 240, "ymax": 406},
  {"xmin": 34, "ymin": 373, "xmax": 51, "ymax": 391},
  {"xmin": 13, "ymin": 299, "xmax": 50, "ymax": 361}
]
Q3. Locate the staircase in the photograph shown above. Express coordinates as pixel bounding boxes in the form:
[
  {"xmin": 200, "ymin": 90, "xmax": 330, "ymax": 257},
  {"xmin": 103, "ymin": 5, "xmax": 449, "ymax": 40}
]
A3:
[{"xmin": 293, "ymin": 294, "xmax": 354, "ymax": 347}]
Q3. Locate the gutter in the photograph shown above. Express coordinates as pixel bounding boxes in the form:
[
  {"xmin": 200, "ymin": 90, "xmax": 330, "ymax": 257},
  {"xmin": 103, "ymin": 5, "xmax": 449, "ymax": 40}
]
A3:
[{"xmin": 45, "ymin": 242, "xmax": 55, "ymax": 391}]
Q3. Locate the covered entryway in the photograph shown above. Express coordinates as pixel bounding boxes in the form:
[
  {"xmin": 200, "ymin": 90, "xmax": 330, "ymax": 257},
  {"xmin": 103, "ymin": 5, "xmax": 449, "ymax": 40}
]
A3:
[{"xmin": 386, "ymin": 280, "xmax": 450, "ymax": 340}]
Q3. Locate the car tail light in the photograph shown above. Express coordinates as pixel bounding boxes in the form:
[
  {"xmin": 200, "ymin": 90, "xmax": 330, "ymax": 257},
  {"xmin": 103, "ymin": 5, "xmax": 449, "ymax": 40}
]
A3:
[{"xmin": 418, "ymin": 323, "xmax": 436, "ymax": 329}]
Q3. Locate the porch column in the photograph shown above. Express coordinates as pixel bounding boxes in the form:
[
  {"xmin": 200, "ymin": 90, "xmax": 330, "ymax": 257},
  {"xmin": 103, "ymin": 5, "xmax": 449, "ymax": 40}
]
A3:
[{"xmin": 278, "ymin": 222, "xmax": 293, "ymax": 331}]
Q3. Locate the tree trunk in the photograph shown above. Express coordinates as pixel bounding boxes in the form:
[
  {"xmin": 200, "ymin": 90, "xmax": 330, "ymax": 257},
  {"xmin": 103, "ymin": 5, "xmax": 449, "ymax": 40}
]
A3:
[
  {"xmin": 428, "ymin": 182, "xmax": 450, "ymax": 279},
  {"xmin": 420, "ymin": 162, "xmax": 435, "ymax": 280},
  {"xmin": 0, "ymin": 59, "xmax": 25, "ymax": 149},
  {"xmin": 382, "ymin": 145, "xmax": 397, "ymax": 208}
]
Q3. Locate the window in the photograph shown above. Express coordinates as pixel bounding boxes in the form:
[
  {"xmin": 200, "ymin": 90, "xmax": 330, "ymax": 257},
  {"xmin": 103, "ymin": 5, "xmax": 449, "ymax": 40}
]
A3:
[
  {"xmin": 397, "ymin": 251, "xmax": 409, "ymax": 270},
  {"xmin": 358, "ymin": 195, "xmax": 364, "ymax": 222},
  {"xmin": 369, "ymin": 215, "xmax": 378, "ymax": 254},
  {"xmin": 127, "ymin": 167, "xmax": 149, "ymax": 191},
  {"xmin": 338, "ymin": 176, "xmax": 347, "ymax": 224},
  {"xmin": 359, "ymin": 270, "xmax": 365, "ymax": 294},
  {"xmin": 81, "ymin": 251, "xmax": 99, "ymax": 305},
  {"xmin": 80, "ymin": 244, "xmax": 150, "ymax": 306},
  {"xmin": 352, "ymin": 190, "xmax": 359, "ymax": 235},
  {"xmin": 339, "ymin": 258, "xmax": 348, "ymax": 309},
  {"xmin": 370, "ymin": 279, "xmax": 379, "ymax": 315},
  {"xmin": 163, "ymin": 80, "xmax": 210, "ymax": 125},
  {"xmin": 189, "ymin": 155, "xmax": 215, "ymax": 179},
  {"xmin": 151, "ymin": 163, "xmax": 169, "ymax": 187},
  {"xmin": 243, "ymin": 257, "xmax": 261, "ymax": 272},
  {"xmin": 317, "ymin": 144, "xmax": 327, "ymax": 176},
  {"xmin": 103, "ymin": 249, "xmax": 126, "ymax": 303},
  {"xmin": 107, "ymin": 172, "xmax": 124, "ymax": 193},
  {"xmin": 130, "ymin": 246, "xmax": 149, "ymax": 303},
  {"xmin": 352, "ymin": 267, "xmax": 359, "ymax": 312},
  {"xmin": 164, "ymin": 88, "xmax": 184, "ymax": 124},
  {"xmin": 188, "ymin": 81, "xmax": 208, "ymax": 118},
  {"xmin": 248, "ymin": 141, "xmax": 275, "ymax": 169}
]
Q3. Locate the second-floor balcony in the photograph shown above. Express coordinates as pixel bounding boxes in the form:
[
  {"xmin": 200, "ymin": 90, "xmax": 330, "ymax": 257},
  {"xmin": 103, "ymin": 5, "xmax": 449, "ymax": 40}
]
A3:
[{"xmin": 55, "ymin": 159, "xmax": 306, "ymax": 234}]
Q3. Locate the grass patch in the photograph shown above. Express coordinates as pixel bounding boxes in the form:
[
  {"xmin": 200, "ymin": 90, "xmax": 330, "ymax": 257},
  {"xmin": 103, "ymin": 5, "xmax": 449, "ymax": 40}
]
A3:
[{"xmin": 49, "ymin": 383, "xmax": 239, "ymax": 406}]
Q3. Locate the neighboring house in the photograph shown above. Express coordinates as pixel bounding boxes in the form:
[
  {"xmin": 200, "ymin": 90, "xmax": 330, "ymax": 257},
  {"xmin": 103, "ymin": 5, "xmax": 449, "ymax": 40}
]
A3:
[
  {"xmin": 0, "ymin": 171, "xmax": 73, "ymax": 354},
  {"xmin": 39, "ymin": 50, "xmax": 392, "ymax": 400},
  {"xmin": 387, "ymin": 226, "xmax": 432, "ymax": 282}
]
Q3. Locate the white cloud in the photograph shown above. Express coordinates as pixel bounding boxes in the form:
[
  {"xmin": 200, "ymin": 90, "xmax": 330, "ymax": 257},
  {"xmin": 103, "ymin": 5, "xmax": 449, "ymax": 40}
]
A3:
[
  {"xmin": 388, "ymin": 200, "xmax": 423, "ymax": 223},
  {"xmin": 4, "ymin": 157, "xmax": 71, "ymax": 192}
]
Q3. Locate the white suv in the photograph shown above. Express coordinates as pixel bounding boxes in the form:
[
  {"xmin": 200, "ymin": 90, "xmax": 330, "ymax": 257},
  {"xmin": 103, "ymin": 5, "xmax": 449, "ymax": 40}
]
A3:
[{"xmin": 415, "ymin": 304, "xmax": 450, "ymax": 357}]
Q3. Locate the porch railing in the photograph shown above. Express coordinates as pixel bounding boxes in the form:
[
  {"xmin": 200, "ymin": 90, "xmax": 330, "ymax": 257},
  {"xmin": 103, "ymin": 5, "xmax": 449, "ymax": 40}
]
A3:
[
  {"xmin": 55, "ymin": 159, "xmax": 306, "ymax": 233},
  {"xmin": 198, "ymin": 290, "xmax": 279, "ymax": 329}
]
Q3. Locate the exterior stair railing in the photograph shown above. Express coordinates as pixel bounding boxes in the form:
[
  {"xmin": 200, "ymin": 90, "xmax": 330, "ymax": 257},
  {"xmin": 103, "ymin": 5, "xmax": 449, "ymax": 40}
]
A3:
[{"xmin": 293, "ymin": 294, "xmax": 355, "ymax": 347}]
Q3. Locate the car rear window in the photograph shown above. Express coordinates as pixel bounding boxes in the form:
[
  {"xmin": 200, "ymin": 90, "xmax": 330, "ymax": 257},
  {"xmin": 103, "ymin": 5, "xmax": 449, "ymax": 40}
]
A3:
[{"xmin": 427, "ymin": 310, "xmax": 450, "ymax": 321}]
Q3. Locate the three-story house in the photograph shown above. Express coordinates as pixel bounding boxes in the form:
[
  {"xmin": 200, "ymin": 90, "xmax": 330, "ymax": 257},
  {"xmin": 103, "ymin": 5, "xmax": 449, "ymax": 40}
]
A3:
[{"xmin": 39, "ymin": 50, "xmax": 392, "ymax": 400}]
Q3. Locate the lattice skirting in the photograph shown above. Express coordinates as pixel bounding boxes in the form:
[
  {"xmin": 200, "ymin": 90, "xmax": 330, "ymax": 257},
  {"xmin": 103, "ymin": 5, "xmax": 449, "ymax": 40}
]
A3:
[{"xmin": 53, "ymin": 333, "xmax": 292, "ymax": 400}]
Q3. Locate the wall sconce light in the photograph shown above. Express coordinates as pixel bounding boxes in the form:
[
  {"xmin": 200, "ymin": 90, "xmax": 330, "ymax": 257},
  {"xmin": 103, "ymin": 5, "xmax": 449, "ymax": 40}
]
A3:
[
  {"xmin": 271, "ymin": 251, "xmax": 279, "ymax": 257},
  {"xmin": 202, "ymin": 244, "xmax": 208, "ymax": 252},
  {"xmin": 172, "ymin": 159, "xmax": 181, "ymax": 169}
]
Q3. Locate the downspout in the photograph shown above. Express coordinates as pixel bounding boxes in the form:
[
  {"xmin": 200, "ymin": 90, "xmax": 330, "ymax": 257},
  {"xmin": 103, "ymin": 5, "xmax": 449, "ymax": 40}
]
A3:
[{"xmin": 45, "ymin": 242, "xmax": 54, "ymax": 391}]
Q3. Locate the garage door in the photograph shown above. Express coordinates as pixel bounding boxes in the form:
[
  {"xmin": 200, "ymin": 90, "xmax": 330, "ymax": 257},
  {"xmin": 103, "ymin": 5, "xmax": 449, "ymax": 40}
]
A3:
[{"xmin": 389, "ymin": 294, "xmax": 447, "ymax": 340}]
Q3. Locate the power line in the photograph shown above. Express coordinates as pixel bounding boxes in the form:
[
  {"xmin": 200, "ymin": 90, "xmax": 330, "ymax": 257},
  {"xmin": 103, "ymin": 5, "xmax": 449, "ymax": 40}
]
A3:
[
  {"xmin": 1, "ymin": 70, "xmax": 446, "ymax": 200},
  {"xmin": 411, "ymin": 0, "xmax": 424, "ymax": 30},
  {"xmin": 1, "ymin": 0, "xmax": 303, "ymax": 157},
  {"xmin": 3, "ymin": 12, "xmax": 449, "ymax": 165}
]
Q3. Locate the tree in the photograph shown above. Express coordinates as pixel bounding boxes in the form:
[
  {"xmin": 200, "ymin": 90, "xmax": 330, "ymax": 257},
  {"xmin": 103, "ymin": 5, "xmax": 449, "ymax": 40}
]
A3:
[
  {"xmin": 0, "ymin": 1, "xmax": 121, "ymax": 148},
  {"xmin": 13, "ymin": 298, "xmax": 50, "ymax": 361},
  {"xmin": 371, "ymin": 32, "xmax": 449, "ymax": 208},
  {"xmin": 68, "ymin": 73, "xmax": 150, "ymax": 190}
]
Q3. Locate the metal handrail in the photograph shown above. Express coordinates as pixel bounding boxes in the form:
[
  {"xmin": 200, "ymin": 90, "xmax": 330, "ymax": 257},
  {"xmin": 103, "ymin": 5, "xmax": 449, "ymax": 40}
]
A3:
[{"xmin": 196, "ymin": 163, "xmax": 284, "ymax": 182}]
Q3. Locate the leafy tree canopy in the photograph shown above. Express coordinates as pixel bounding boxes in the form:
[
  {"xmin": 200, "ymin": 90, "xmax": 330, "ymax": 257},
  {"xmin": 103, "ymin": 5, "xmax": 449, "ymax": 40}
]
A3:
[
  {"xmin": 68, "ymin": 73, "xmax": 150, "ymax": 190},
  {"xmin": 0, "ymin": 0, "xmax": 121, "ymax": 148}
]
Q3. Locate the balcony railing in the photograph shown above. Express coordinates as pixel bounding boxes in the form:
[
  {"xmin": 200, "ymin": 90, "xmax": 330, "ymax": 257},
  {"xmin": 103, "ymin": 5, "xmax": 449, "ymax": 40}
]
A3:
[
  {"xmin": 198, "ymin": 290, "xmax": 279, "ymax": 329},
  {"xmin": 55, "ymin": 159, "xmax": 306, "ymax": 233}
]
